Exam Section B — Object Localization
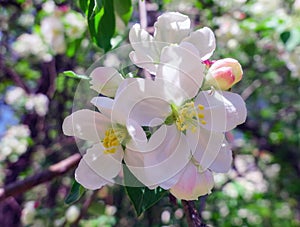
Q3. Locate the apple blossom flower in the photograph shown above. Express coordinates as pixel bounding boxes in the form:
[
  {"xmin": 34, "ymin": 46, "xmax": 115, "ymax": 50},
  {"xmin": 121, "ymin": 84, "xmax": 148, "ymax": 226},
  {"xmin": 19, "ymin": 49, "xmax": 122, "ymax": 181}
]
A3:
[
  {"xmin": 203, "ymin": 58, "xmax": 243, "ymax": 90},
  {"xmin": 112, "ymin": 76, "xmax": 246, "ymax": 191},
  {"xmin": 64, "ymin": 11, "xmax": 86, "ymax": 40},
  {"xmin": 5, "ymin": 86, "xmax": 26, "ymax": 106},
  {"xmin": 62, "ymin": 96, "xmax": 147, "ymax": 190},
  {"xmin": 129, "ymin": 12, "xmax": 216, "ymax": 74},
  {"xmin": 25, "ymin": 93, "xmax": 49, "ymax": 117},
  {"xmin": 41, "ymin": 15, "xmax": 66, "ymax": 54},
  {"xmin": 12, "ymin": 33, "xmax": 50, "ymax": 61},
  {"xmin": 0, "ymin": 124, "xmax": 30, "ymax": 161},
  {"xmin": 42, "ymin": 0, "xmax": 56, "ymax": 14}
]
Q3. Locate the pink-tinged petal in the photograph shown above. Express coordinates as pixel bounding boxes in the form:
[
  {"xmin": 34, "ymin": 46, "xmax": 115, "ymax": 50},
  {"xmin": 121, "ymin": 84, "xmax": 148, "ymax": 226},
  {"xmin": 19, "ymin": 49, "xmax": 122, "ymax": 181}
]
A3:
[
  {"xmin": 204, "ymin": 58, "xmax": 243, "ymax": 90},
  {"xmin": 83, "ymin": 143, "xmax": 123, "ymax": 180},
  {"xmin": 125, "ymin": 125, "xmax": 191, "ymax": 188},
  {"xmin": 204, "ymin": 67, "xmax": 235, "ymax": 90},
  {"xmin": 154, "ymin": 12, "xmax": 191, "ymax": 44},
  {"xmin": 158, "ymin": 167, "xmax": 184, "ymax": 190},
  {"xmin": 157, "ymin": 43, "xmax": 205, "ymax": 99},
  {"xmin": 182, "ymin": 27, "xmax": 216, "ymax": 60},
  {"xmin": 170, "ymin": 163, "xmax": 214, "ymax": 200},
  {"xmin": 187, "ymin": 128, "xmax": 225, "ymax": 171},
  {"xmin": 209, "ymin": 140, "xmax": 233, "ymax": 173},
  {"xmin": 112, "ymin": 78, "xmax": 188, "ymax": 126},
  {"xmin": 62, "ymin": 109, "xmax": 111, "ymax": 142},
  {"xmin": 75, "ymin": 158, "xmax": 111, "ymax": 190},
  {"xmin": 90, "ymin": 67, "xmax": 123, "ymax": 97},
  {"xmin": 195, "ymin": 90, "xmax": 247, "ymax": 132},
  {"xmin": 209, "ymin": 58, "xmax": 243, "ymax": 85},
  {"xmin": 91, "ymin": 97, "xmax": 113, "ymax": 118}
]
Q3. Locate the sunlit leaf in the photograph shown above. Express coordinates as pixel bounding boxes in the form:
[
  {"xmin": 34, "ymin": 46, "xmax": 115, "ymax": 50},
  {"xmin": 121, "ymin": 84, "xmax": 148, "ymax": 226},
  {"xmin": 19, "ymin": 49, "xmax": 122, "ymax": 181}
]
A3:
[
  {"xmin": 114, "ymin": 0, "xmax": 133, "ymax": 25},
  {"xmin": 65, "ymin": 181, "xmax": 86, "ymax": 204},
  {"xmin": 61, "ymin": 71, "xmax": 89, "ymax": 80}
]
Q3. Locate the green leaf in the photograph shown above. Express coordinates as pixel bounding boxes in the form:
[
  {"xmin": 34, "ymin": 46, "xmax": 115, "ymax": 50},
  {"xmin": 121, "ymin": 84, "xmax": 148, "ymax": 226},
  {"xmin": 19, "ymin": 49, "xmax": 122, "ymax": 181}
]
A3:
[
  {"xmin": 114, "ymin": 0, "xmax": 133, "ymax": 25},
  {"xmin": 66, "ymin": 38, "xmax": 84, "ymax": 58},
  {"xmin": 79, "ymin": 0, "xmax": 89, "ymax": 13},
  {"xmin": 86, "ymin": 0, "xmax": 116, "ymax": 52},
  {"xmin": 123, "ymin": 165, "xmax": 168, "ymax": 216},
  {"xmin": 280, "ymin": 31, "xmax": 290, "ymax": 44},
  {"xmin": 285, "ymin": 29, "xmax": 300, "ymax": 51},
  {"xmin": 61, "ymin": 71, "xmax": 90, "ymax": 80},
  {"xmin": 97, "ymin": 0, "xmax": 115, "ymax": 51},
  {"xmin": 65, "ymin": 181, "xmax": 86, "ymax": 204}
]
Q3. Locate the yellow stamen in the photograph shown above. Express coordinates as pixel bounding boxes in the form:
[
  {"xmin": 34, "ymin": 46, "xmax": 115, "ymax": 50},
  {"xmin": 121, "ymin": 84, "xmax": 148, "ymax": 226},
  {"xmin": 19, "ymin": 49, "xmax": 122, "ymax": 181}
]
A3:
[
  {"xmin": 198, "ymin": 104, "xmax": 205, "ymax": 110},
  {"xmin": 170, "ymin": 101, "xmax": 207, "ymax": 132},
  {"xmin": 102, "ymin": 126, "xmax": 127, "ymax": 154},
  {"xmin": 198, "ymin": 113, "xmax": 205, "ymax": 119}
]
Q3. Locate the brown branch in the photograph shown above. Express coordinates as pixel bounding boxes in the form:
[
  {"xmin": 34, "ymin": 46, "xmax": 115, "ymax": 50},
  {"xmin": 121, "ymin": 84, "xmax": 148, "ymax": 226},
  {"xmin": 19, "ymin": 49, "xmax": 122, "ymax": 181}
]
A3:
[
  {"xmin": 182, "ymin": 200, "xmax": 207, "ymax": 227},
  {"xmin": 0, "ymin": 55, "xmax": 30, "ymax": 93},
  {"xmin": 241, "ymin": 79, "xmax": 261, "ymax": 100},
  {"xmin": 0, "ymin": 154, "xmax": 81, "ymax": 202},
  {"xmin": 37, "ymin": 59, "xmax": 57, "ymax": 97}
]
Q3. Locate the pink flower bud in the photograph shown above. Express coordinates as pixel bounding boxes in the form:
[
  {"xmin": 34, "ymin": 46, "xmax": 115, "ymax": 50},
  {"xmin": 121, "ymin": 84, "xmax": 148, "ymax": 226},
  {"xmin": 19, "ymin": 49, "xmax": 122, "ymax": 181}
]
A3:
[{"xmin": 204, "ymin": 58, "xmax": 243, "ymax": 90}]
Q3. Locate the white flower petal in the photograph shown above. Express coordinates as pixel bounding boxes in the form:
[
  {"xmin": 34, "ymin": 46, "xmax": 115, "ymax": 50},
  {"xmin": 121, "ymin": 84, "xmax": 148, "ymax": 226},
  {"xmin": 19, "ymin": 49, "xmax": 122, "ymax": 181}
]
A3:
[
  {"xmin": 129, "ymin": 24, "xmax": 161, "ymax": 73},
  {"xmin": 75, "ymin": 158, "xmax": 111, "ymax": 190},
  {"xmin": 187, "ymin": 128, "xmax": 225, "ymax": 171},
  {"xmin": 209, "ymin": 140, "xmax": 233, "ymax": 173},
  {"xmin": 195, "ymin": 90, "xmax": 247, "ymax": 132},
  {"xmin": 125, "ymin": 125, "xmax": 191, "ymax": 187},
  {"xmin": 129, "ymin": 51, "xmax": 158, "ymax": 74},
  {"xmin": 62, "ymin": 109, "xmax": 110, "ymax": 142},
  {"xmin": 83, "ymin": 143, "xmax": 123, "ymax": 180},
  {"xmin": 170, "ymin": 163, "xmax": 214, "ymax": 200},
  {"xmin": 157, "ymin": 43, "xmax": 205, "ymax": 98},
  {"xmin": 90, "ymin": 67, "xmax": 123, "ymax": 97},
  {"xmin": 91, "ymin": 96, "xmax": 114, "ymax": 117},
  {"xmin": 154, "ymin": 12, "xmax": 191, "ymax": 44},
  {"xmin": 223, "ymin": 92, "xmax": 247, "ymax": 125},
  {"xmin": 182, "ymin": 27, "xmax": 216, "ymax": 60}
]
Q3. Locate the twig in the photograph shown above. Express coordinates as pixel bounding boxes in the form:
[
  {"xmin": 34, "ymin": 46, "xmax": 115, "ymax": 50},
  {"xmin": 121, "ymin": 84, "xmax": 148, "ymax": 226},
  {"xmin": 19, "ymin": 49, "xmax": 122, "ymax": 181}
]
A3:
[
  {"xmin": 241, "ymin": 79, "xmax": 261, "ymax": 100},
  {"xmin": 0, "ymin": 154, "xmax": 81, "ymax": 202},
  {"xmin": 138, "ymin": 0, "xmax": 147, "ymax": 30},
  {"xmin": 71, "ymin": 191, "xmax": 98, "ymax": 227},
  {"xmin": 0, "ymin": 55, "xmax": 30, "ymax": 93},
  {"xmin": 182, "ymin": 200, "xmax": 207, "ymax": 227}
]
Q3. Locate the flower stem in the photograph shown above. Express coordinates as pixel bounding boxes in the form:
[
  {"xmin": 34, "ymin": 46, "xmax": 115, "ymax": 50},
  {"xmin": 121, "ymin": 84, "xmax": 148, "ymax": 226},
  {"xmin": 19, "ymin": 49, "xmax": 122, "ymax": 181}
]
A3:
[{"xmin": 182, "ymin": 200, "xmax": 207, "ymax": 227}]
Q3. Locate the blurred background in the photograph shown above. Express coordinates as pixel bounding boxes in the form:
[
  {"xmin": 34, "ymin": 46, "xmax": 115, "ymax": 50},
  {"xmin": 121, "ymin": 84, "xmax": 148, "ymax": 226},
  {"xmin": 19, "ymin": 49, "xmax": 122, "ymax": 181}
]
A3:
[{"xmin": 0, "ymin": 0, "xmax": 299, "ymax": 226}]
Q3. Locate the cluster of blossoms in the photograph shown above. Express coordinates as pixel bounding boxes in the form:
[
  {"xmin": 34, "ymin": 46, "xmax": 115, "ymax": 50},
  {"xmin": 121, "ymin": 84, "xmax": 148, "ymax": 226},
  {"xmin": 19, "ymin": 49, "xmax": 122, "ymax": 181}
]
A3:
[
  {"xmin": 0, "ymin": 124, "xmax": 30, "ymax": 162},
  {"xmin": 5, "ymin": 87, "xmax": 49, "ymax": 117},
  {"xmin": 13, "ymin": 1, "xmax": 86, "ymax": 62},
  {"xmin": 63, "ymin": 12, "xmax": 247, "ymax": 200}
]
